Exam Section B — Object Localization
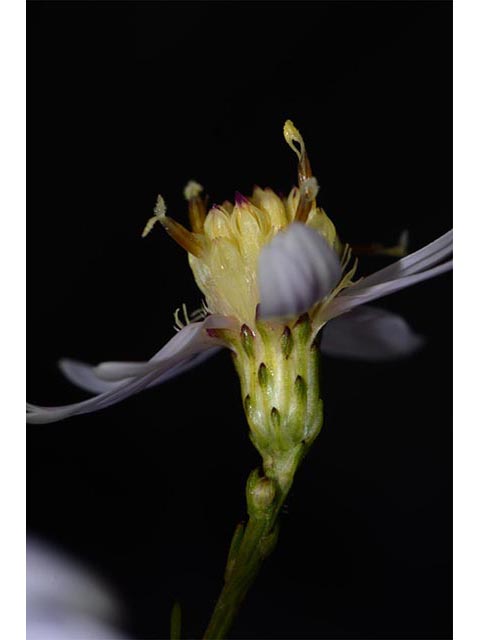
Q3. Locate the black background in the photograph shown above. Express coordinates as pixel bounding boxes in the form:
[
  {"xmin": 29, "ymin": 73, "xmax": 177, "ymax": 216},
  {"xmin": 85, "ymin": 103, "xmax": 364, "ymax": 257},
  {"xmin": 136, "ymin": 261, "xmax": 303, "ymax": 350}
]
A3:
[{"xmin": 27, "ymin": 2, "xmax": 452, "ymax": 639}]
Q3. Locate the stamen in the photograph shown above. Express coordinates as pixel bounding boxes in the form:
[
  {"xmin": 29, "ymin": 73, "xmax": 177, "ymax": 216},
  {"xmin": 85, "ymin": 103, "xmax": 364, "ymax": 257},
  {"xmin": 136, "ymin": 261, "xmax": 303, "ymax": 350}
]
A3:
[
  {"xmin": 283, "ymin": 119, "xmax": 313, "ymax": 184},
  {"xmin": 154, "ymin": 194, "xmax": 166, "ymax": 217},
  {"xmin": 350, "ymin": 230, "xmax": 410, "ymax": 258},
  {"xmin": 383, "ymin": 229, "xmax": 409, "ymax": 257},
  {"xmin": 183, "ymin": 303, "xmax": 190, "ymax": 324},
  {"xmin": 143, "ymin": 194, "xmax": 203, "ymax": 256},
  {"xmin": 161, "ymin": 216, "xmax": 203, "ymax": 256},
  {"xmin": 190, "ymin": 308, "xmax": 206, "ymax": 322},
  {"xmin": 184, "ymin": 180, "xmax": 203, "ymax": 200},
  {"xmin": 184, "ymin": 180, "xmax": 207, "ymax": 233},
  {"xmin": 312, "ymin": 256, "xmax": 359, "ymax": 326},
  {"xmin": 173, "ymin": 307, "xmax": 185, "ymax": 331},
  {"xmin": 340, "ymin": 243, "xmax": 353, "ymax": 270},
  {"xmin": 142, "ymin": 216, "xmax": 160, "ymax": 238},
  {"xmin": 173, "ymin": 302, "xmax": 207, "ymax": 331},
  {"xmin": 142, "ymin": 195, "xmax": 167, "ymax": 238},
  {"xmin": 201, "ymin": 299, "xmax": 211, "ymax": 316},
  {"xmin": 295, "ymin": 176, "xmax": 319, "ymax": 222}
]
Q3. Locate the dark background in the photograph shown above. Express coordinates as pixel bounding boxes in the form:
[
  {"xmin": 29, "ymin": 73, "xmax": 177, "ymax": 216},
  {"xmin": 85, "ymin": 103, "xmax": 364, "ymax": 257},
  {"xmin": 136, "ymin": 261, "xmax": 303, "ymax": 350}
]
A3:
[{"xmin": 27, "ymin": 1, "xmax": 452, "ymax": 638}]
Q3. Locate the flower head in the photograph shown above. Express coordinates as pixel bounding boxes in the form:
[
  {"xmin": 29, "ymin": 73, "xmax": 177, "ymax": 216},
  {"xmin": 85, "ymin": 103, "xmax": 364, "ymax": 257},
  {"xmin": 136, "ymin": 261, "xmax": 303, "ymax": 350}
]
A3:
[
  {"xmin": 27, "ymin": 121, "xmax": 452, "ymax": 425},
  {"xmin": 145, "ymin": 121, "xmax": 347, "ymax": 330}
]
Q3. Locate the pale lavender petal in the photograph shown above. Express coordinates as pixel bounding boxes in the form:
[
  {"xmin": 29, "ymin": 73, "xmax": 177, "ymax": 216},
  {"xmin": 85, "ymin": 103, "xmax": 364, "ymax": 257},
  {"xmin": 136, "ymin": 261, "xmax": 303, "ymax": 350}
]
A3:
[
  {"xmin": 26, "ymin": 366, "xmax": 177, "ymax": 424},
  {"xmin": 326, "ymin": 259, "xmax": 452, "ymax": 319},
  {"xmin": 59, "ymin": 346, "xmax": 221, "ymax": 396},
  {"xmin": 321, "ymin": 305, "xmax": 424, "ymax": 361},
  {"xmin": 58, "ymin": 359, "xmax": 125, "ymax": 394},
  {"xmin": 352, "ymin": 229, "xmax": 452, "ymax": 291},
  {"xmin": 146, "ymin": 346, "xmax": 223, "ymax": 385},
  {"xmin": 94, "ymin": 315, "xmax": 233, "ymax": 381},
  {"xmin": 27, "ymin": 316, "xmax": 234, "ymax": 424},
  {"xmin": 258, "ymin": 222, "xmax": 342, "ymax": 319}
]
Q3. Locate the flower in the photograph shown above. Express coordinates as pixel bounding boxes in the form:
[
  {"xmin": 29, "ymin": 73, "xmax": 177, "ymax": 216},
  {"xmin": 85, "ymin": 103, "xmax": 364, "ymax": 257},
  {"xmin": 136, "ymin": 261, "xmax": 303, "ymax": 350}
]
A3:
[{"xmin": 27, "ymin": 121, "xmax": 452, "ymax": 426}]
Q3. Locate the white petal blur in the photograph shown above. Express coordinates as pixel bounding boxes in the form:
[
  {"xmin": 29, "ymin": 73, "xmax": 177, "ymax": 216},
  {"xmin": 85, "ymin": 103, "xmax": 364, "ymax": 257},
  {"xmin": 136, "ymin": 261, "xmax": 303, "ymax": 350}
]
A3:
[
  {"xmin": 258, "ymin": 222, "xmax": 342, "ymax": 320},
  {"xmin": 321, "ymin": 305, "xmax": 424, "ymax": 361},
  {"xmin": 59, "ymin": 347, "xmax": 220, "ymax": 396},
  {"xmin": 27, "ymin": 538, "xmax": 126, "ymax": 640}
]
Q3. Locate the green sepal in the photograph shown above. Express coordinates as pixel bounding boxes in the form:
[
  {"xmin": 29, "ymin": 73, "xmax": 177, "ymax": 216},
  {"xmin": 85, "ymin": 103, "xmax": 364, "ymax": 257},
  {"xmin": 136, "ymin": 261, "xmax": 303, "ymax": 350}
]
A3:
[
  {"xmin": 292, "ymin": 312, "xmax": 312, "ymax": 344},
  {"xmin": 280, "ymin": 326, "xmax": 294, "ymax": 359},
  {"xmin": 257, "ymin": 362, "xmax": 269, "ymax": 389},
  {"xmin": 240, "ymin": 324, "xmax": 255, "ymax": 358},
  {"xmin": 294, "ymin": 374, "xmax": 307, "ymax": 404}
]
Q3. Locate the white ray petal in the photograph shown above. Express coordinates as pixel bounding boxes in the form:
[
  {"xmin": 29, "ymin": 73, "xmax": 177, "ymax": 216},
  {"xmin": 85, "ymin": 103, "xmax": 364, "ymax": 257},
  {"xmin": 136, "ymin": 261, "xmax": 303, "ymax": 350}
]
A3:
[
  {"xmin": 58, "ymin": 359, "xmax": 125, "ymax": 394},
  {"xmin": 321, "ymin": 305, "xmax": 424, "ymax": 361},
  {"xmin": 258, "ymin": 222, "xmax": 342, "ymax": 319},
  {"xmin": 59, "ymin": 347, "xmax": 221, "ymax": 396},
  {"xmin": 94, "ymin": 315, "xmax": 233, "ymax": 381},
  {"xmin": 325, "ymin": 259, "xmax": 452, "ymax": 320},
  {"xmin": 27, "ymin": 366, "xmax": 178, "ymax": 424},
  {"xmin": 27, "ymin": 315, "xmax": 235, "ymax": 424}
]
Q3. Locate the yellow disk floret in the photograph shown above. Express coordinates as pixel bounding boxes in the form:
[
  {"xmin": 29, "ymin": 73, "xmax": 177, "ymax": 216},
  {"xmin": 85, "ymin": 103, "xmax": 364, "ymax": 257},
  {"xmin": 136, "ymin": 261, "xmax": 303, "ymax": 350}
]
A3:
[
  {"xmin": 189, "ymin": 185, "xmax": 340, "ymax": 326},
  {"xmin": 146, "ymin": 120, "xmax": 349, "ymax": 327}
]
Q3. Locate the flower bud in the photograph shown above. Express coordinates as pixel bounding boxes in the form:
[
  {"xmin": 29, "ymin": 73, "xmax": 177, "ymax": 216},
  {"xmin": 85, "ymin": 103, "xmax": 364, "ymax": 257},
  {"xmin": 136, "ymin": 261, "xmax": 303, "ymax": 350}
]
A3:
[{"xmin": 247, "ymin": 470, "xmax": 276, "ymax": 515}]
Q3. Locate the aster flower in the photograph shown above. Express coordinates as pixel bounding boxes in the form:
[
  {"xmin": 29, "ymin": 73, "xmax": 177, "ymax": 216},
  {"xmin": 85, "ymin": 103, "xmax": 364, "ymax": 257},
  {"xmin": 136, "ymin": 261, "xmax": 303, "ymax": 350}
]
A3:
[
  {"xmin": 27, "ymin": 120, "xmax": 452, "ymax": 638},
  {"xmin": 27, "ymin": 120, "xmax": 452, "ymax": 426}
]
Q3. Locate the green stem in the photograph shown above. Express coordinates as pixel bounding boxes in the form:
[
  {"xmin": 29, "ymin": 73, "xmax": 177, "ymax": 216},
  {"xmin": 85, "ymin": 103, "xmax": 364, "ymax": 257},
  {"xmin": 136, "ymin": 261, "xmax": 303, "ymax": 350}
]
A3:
[{"xmin": 203, "ymin": 450, "xmax": 303, "ymax": 639}]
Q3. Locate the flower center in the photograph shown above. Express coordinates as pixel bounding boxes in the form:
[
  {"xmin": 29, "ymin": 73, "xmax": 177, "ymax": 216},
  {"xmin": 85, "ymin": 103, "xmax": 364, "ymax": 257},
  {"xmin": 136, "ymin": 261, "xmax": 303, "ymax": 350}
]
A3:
[{"xmin": 143, "ymin": 120, "xmax": 350, "ymax": 327}]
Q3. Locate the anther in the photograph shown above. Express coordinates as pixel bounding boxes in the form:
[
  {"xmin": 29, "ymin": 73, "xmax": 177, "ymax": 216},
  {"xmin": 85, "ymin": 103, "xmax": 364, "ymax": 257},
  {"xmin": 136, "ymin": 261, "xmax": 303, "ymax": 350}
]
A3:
[
  {"xmin": 183, "ymin": 180, "xmax": 203, "ymax": 200},
  {"xmin": 184, "ymin": 180, "xmax": 207, "ymax": 233}
]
